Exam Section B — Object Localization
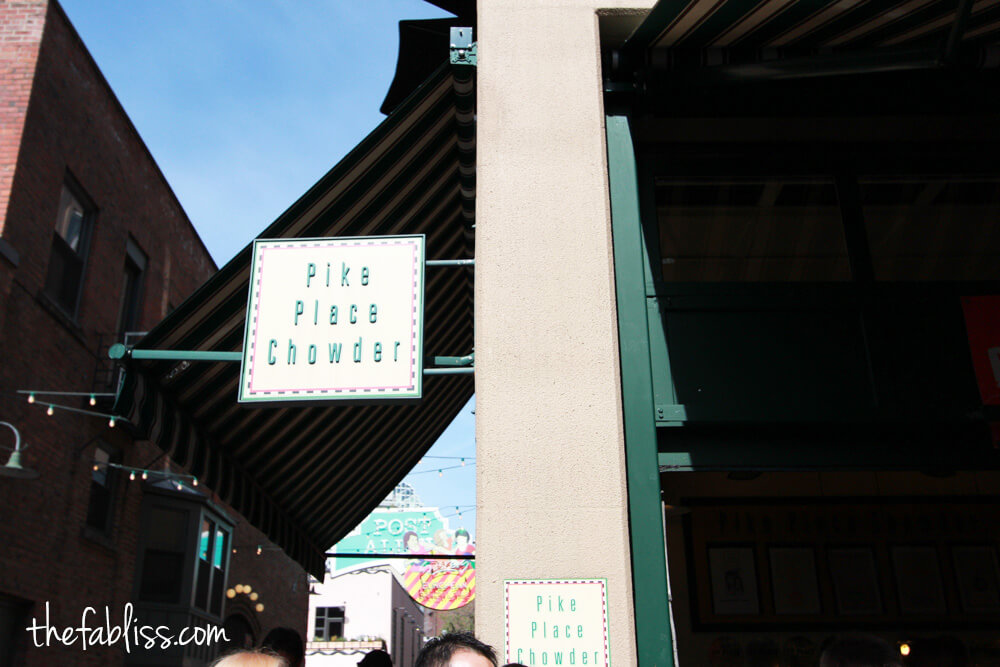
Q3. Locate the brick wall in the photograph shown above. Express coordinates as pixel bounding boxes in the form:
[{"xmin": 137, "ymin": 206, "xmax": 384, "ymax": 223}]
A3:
[
  {"xmin": 0, "ymin": 2, "xmax": 307, "ymax": 665},
  {"xmin": 0, "ymin": 0, "xmax": 46, "ymax": 235}
]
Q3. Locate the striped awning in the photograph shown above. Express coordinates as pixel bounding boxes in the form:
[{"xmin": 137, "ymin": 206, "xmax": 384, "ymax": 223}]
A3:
[
  {"xmin": 114, "ymin": 63, "xmax": 475, "ymax": 578},
  {"xmin": 623, "ymin": 0, "xmax": 1000, "ymax": 65}
]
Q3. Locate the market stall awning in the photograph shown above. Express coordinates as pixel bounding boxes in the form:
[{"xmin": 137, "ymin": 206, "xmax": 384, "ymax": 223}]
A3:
[
  {"xmin": 623, "ymin": 0, "xmax": 1000, "ymax": 54},
  {"xmin": 114, "ymin": 63, "xmax": 475, "ymax": 578}
]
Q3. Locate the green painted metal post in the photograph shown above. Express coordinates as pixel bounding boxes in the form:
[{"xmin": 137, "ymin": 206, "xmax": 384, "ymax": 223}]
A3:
[{"xmin": 606, "ymin": 114, "xmax": 674, "ymax": 666}]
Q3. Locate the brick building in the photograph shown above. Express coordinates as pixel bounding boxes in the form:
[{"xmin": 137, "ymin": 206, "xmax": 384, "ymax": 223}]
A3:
[{"xmin": 0, "ymin": 2, "xmax": 307, "ymax": 665}]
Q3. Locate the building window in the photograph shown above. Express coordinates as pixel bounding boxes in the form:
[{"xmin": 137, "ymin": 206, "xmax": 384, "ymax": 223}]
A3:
[
  {"xmin": 138, "ymin": 505, "xmax": 190, "ymax": 605},
  {"xmin": 193, "ymin": 516, "xmax": 230, "ymax": 616},
  {"xmin": 135, "ymin": 491, "xmax": 233, "ymax": 618},
  {"xmin": 86, "ymin": 444, "xmax": 119, "ymax": 534},
  {"xmin": 314, "ymin": 606, "xmax": 344, "ymax": 641},
  {"xmin": 116, "ymin": 238, "xmax": 147, "ymax": 339},
  {"xmin": 44, "ymin": 181, "xmax": 94, "ymax": 317}
]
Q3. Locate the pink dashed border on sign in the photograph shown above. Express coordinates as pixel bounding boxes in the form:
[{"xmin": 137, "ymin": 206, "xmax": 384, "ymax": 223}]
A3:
[
  {"xmin": 246, "ymin": 239, "xmax": 420, "ymax": 396},
  {"xmin": 503, "ymin": 579, "xmax": 610, "ymax": 667}
]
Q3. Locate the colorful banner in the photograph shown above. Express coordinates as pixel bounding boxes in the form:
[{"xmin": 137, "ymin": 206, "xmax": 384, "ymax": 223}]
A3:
[
  {"xmin": 331, "ymin": 507, "xmax": 475, "ymax": 609},
  {"xmin": 403, "ymin": 559, "xmax": 476, "ymax": 610}
]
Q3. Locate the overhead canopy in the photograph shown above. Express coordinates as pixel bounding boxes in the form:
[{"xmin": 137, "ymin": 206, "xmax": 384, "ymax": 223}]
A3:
[
  {"xmin": 606, "ymin": 0, "xmax": 1000, "ymax": 116},
  {"xmin": 115, "ymin": 63, "xmax": 475, "ymax": 578},
  {"xmin": 623, "ymin": 0, "xmax": 1000, "ymax": 54}
]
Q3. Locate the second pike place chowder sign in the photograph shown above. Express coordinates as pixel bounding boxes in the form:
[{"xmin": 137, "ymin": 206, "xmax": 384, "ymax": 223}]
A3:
[{"xmin": 239, "ymin": 235, "xmax": 425, "ymax": 403}]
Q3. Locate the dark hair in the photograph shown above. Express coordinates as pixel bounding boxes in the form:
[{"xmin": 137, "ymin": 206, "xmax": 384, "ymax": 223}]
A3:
[
  {"xmin": 358, "ymin": 648, "xmax": 394, "ymax": 667},
  {"xmin": 260, "ymin": 627, "xmax": 305, "ymax": 667},
  {"xmin": 415, "ymin": 632, "xmax": 497, "ymax": 667},
  {"xmin": 455, "ymin": 529, "xmax": 470, "ymax": 541}
]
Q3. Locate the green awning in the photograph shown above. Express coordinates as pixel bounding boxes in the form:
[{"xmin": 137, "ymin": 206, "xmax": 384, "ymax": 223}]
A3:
[
  {"xmin": 115, "ymin": 63, "xmax": 475, "ymax": 578},
  {"xmin": 624, "ymin": 0, "xmax": 1000, "ymax": 54}
]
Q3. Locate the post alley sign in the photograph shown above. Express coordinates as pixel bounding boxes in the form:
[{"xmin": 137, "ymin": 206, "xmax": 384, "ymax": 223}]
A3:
[{"xmin": 239, "ymin": 235, "xmax": 425, "ymax": 404}]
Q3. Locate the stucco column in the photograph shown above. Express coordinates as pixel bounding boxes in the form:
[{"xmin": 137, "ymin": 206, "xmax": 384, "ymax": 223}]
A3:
[{"xmin": 474, "ymin": 2, "xmax": 652, "ymax": 663}]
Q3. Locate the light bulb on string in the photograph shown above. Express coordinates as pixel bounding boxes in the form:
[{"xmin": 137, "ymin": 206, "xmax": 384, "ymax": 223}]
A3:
[
  {"xmin": 108, "ymin": 417, "xmax": 116, "ymax": 428},
  {"xmin": 141, "ymin": 471, "xmax": 148, "ymax": 480},
  {"xmin": 192, "ymin": 477, "xmax": 198, "ymax": 487},
  {"xmin": 256, "ymin": 545, "xmax": 262, "ymax": 556},
  {"xmin": 27, "ymin": 393, "xmax": 35, "ymax": 404},
  {"xmin": 46, "ymin": 405, "xmax": 54, "ymax": 416},
  {"xmin": 460, "ymin": 458, "xmax": 465, "ymax": 466},
  {"xmin": 129, "ymin": 471, "xmax": 136, "ymax": 481},
  {"xmin": 93, "ymin": 464, "xmax": 99, "ymax": 472},
  {"xmin": 89, "ymin": 394, "xmax": 96, "ymax": 406},
  {"xmin": 438, "ymin": 469, "xmax": 443, "ymax": 477}
]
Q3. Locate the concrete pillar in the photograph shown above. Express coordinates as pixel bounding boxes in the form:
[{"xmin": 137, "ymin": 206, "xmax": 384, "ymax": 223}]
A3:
[{"xmin": 475, "ymin": 2, "xmax": 653, "ymax": 663}]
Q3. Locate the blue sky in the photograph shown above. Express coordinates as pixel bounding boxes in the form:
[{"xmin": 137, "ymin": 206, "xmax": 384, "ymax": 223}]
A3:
[{"xmin": 60, "ymin": 0, "xmax": 477, "ymax": 538}]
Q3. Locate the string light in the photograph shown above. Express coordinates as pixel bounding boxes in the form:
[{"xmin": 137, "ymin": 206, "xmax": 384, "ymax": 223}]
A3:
[
  {"xmin": 256, "ymin": 545, "xmax": 262, "ymax": 556},
  {"xmin": 255, "ymin": 603, "xmax": 264, "ymax": 613},
  {"xmin": 27, "ymin": 393, "xmax": 35, "ymax": 404},
  {"xmin": 93, "ymin": 464, "xmax": 100, "ymax": 472},
  {"xmin": 460, "ymin": 458, "xmax": 465, "ymax": 466},
  {"xmin": 141, "ymin": 471, "xmax": 148, "ymax": 480},
  {"xmin": 438, "ymin": 469, "xmax": 443, "ymax": 477},
  {"xmin": 108, "ymin": 417, "xmax": 116, "ymax": 428},
  {"xmin": 46, "ymin": 405, "xmax": 54, "ymax": 416},
  {"xmin": 89, "ymin": 394, "xmax": 96, "ymax": 406},
  {"xmin": 192, "ymin": 477, "xmax": 198, "ymax": 487},
  {"xmin": 129, "ymin": 471, "xmax": 136, "ymax": 481}
]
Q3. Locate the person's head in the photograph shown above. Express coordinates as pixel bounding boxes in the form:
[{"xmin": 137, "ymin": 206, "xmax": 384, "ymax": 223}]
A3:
[
  {"xmin": 434, "ymin": 529, "xmax": 452, "ymax": 549},
  {"xmin": 211, "ymin": 649, "xmax": 288, "ymax": 667},
  {"xmin": 358, "ymin": 648, "xmax": 394, "ymax": 667},
  {"xmin": 404, "ymin": 531, "xmax": 420, "ymax": 551},
  {"xmin": 260, "ymin": 627, "xmax": 305, "ymax": 667},
  {"xmin": 819, "ymin": 634, "xmax": 901, "ymax": 667},
  {"xmin": 455, "ymin": 529, "xmax": 470, "ymax": 548},
  {"xmin": 415, "ymin": 632, "xmax": 497, "ymax": 667}
]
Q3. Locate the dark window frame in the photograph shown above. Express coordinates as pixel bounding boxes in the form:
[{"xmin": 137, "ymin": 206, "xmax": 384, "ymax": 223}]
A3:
[
  {"xmin": 85, "ymin": 441, "xmax": 121, "ymax": 536},
  {"xmin": 133, "ymin": 488, "xmax": 233, "ymax": 622},
  {"xmin": 116, "ymin": 237, "xmax": 148, "ymax": 340},
  {"xmin": 44, "ymin": 176, "xmax": 95, "ymax": 320},
  {"xmin": 313, "ymin": 606, "xmax": 345, "ymax": 641}
]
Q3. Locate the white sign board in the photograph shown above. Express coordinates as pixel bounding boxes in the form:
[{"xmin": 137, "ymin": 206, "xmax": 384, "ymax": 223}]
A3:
[
  {"xmin": 239, "ymin": 235, "xmax": 424, "ymax": 404},
  {"xmin": 504, "ymin": 579, "xmax": 610, "ymax": 667}
]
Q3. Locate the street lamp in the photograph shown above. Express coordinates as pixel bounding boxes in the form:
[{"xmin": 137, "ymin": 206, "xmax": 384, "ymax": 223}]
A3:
[{"xmin": 0, "ymin": 421, "xmax": 38, "ymax": 479}]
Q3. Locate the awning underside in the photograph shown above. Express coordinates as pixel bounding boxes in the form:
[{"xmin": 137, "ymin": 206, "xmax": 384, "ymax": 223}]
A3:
[
  {"xmin": 625, "ymin": 0, "xmax": 1000, "ymax": 55},
  {"xmin": 115, "ymin": 65, "xmax": 475, "ymax": 578}
]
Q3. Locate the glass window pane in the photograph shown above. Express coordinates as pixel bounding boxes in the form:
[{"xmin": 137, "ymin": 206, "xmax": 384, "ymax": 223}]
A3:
[
  {"xmin": 140, "ymin": 507, "xmax": 188, "ymax": 604},
  {"xmin": 656, "ymin": 178, "xmax": 850, "ymax": 282},
  {"xmin": 55, "ymin": 186, "xmax": 85, "ymax": 252},
  {"xmin": 91, "ymin": 448, "xmax": 109, "ymax": 486},
  {"xmin": 147, "ymin": 507, "xmax": 187, "ymax": 550},
  {"xmin": 861, "ymin": 177, "xmax": 1000, "ymax": 281},
  {"xmin": 199, "ymin": 519, "xmax": 213, "ymax": 561}
]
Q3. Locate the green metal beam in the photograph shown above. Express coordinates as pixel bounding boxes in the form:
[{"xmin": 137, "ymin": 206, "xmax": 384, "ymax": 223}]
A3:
[
  {"xmin": 607, "ymin": 114, "xmax": 674, "ymax": 667},
  {"xmin": 110, "ymin": 343, "xmax": 474, "ymax": 374}
]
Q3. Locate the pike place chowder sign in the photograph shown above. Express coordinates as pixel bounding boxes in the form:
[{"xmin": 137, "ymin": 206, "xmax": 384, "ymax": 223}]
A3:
[{"xmin": 239, "ymin": 236, "xmax": 425, "ymax": 404}]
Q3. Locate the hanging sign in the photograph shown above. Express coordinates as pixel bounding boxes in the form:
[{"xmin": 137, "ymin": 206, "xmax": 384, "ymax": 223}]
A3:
[
  {"xmin": 504, "ymin": 579, "xmax": 610, "ymax": 667},
  {"xmin": 239, "ymin": 235, "xmax": 424, "ymax": 404},
  {"xmin": 331, "ymin": 507, "xmax": 476, "ymax": 610}
]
